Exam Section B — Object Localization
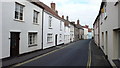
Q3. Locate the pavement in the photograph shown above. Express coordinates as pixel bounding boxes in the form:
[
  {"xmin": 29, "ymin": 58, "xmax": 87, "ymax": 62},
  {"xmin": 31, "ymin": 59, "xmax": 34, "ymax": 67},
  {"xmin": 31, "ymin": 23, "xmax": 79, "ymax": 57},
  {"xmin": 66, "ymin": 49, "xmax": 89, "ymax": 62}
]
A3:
[{"xmin": 90, "ymin": 39, "xmax": 112, "ymax": 67}]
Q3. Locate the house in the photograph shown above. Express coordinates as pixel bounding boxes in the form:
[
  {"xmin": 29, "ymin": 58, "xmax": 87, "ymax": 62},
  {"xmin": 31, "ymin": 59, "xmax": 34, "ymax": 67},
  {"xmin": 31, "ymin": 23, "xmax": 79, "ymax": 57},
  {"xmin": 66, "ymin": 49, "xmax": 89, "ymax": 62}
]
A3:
[
  {"xmin": 88, "ymin": 28, "xmax": 93, "ymax": 39},
  {"xmin": 64, "ymin": 16, "xmax": 71, "ymax": 44},
  {"xmin": 70, "ymin": 21, "xmax": 75, "ymax": 42},
  {"xmin": 1, "ymin": 0, "xmax": 43, "ymax": 59},
  {"xmin": 74, "ymin": 20, "xmax": 84, "ymax": 41},
  {"xmin": 83, "ymin": 25, "xmax": 89, "ymax": 39},
  {"xmin": 42, "ymin": 2, "xmax": 64, "ymax": 49},
  {"xmin": 93, "ymin": 1, "xmax": 120, "ymax": 66}
]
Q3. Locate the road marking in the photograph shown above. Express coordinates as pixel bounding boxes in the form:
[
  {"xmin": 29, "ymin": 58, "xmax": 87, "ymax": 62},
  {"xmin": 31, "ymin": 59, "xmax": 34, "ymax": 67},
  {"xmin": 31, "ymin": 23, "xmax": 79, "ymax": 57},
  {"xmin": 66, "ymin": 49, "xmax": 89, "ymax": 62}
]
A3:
[
  {"xmin": 87, "ymin": 40, "xmax": 92, "ymax": 68},
  {"xmin": 11, "ymin": 44, "xmax": 71, "ymax": 67}
]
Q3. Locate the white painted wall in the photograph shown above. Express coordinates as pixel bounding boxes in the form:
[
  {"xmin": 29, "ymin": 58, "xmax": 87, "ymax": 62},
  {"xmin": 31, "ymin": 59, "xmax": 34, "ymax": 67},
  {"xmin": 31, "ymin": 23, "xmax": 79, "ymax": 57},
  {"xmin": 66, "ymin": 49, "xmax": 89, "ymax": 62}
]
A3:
[
  {"xmin": 43, "ymin": 11, "xmax": 64, "ymax": 49},
  {"xmin": 99, "ymin": 2, "xmax": 119, "ymax": 66},
  {"xmin": 0, "ymin": 1, "xmax": 2, "ymax": 60},
  {"xmin": 70, "ymin": 24, "xmax": 74, "ymax": 42},
  {"xmin": 2, "ymin": 0, "xmax": 43, "ymax": 58},
  {"xmin": 64, "ymin": 25, "xmax": 70, "ymax": 44}
]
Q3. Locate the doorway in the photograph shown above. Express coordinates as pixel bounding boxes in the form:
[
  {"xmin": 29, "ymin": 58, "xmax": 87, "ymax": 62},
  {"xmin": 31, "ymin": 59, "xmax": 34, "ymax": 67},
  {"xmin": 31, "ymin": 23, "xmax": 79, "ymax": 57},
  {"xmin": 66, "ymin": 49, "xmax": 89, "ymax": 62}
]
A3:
[
  {"xmin": 55, "ymin": 34, "xmax": 57, "ymax": 46},
  {"xmin": 118, "ymin": 31, "xmax": 120, "ymax": 59},
  {"xmin": 10, "ymin": 32, "xmax": 20, "ymax": 57},
  {"xmin": 105, "ymin": 31, "xmax": 108, "ymax": 58}
]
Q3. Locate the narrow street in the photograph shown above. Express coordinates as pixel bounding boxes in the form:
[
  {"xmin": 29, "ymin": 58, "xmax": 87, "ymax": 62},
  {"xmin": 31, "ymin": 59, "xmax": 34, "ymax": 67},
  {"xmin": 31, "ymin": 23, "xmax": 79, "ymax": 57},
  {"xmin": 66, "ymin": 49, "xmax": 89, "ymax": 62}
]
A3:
[{"xmin": 14, "ymin": 39, "xmax": 91, "ymax": 67}]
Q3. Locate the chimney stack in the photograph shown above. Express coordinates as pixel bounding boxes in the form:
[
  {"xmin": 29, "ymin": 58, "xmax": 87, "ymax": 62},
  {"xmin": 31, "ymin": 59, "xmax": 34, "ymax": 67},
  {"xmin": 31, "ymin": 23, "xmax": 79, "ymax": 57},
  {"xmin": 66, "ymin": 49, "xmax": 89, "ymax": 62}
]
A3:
[
  {"xmin": 51, "ymin": 3, "xmax": 56, "ymax": 10},
  {"xmin": 66, "ymin": 16, "xmax": 69, "ymax": 21},
  {"xmin": 77, "ymin": 19, "xmax": 80, "ymax": 25},
  {"xmin": 62, "ymin": 15, "xmax": 64, "ymax": 19}
]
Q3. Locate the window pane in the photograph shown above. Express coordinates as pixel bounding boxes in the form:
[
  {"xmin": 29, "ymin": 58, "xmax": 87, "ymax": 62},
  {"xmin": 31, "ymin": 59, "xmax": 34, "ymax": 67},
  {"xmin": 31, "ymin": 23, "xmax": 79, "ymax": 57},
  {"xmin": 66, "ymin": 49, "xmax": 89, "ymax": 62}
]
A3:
[
  {"xmin": 20, "ymin": 13, "xmax": 23, "ymax": 20},
  {"xmin": 15, "ymin": 11, "xmax": 18, "ymax": 19}
]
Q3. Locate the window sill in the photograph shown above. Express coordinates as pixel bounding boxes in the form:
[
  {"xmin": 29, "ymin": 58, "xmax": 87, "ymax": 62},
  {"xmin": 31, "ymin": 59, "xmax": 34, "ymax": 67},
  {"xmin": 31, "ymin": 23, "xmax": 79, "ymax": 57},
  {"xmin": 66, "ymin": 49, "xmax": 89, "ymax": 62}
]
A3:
[
  {"xmin": 28, "ymin": 44, "xmax": 37, "ymax": 47},
  {"xmin": 49, "ymin": 28, "xmax": 53, "ymax": 29},
  {"xmin": 33, "ymin": 23, "xmax": 39, "ymax": 25},
  {"xmin": 14, "ymin": 19, "xmax": 25, "ymax": 22},
  {"xmin": 47, "ymin": 42, "xmax": 53, "ymax": 44}
]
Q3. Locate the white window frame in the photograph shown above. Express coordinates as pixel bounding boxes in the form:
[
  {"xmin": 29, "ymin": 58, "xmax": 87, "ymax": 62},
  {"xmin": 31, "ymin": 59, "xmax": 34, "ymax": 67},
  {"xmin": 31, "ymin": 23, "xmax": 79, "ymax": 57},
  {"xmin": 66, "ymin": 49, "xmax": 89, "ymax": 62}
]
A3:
[
  {"xmin": 33, "ymin": 10, "xmax": 39, "ymax": 24},
  {"xmin": 48, "ymin": 16, "xmax": 52, "ymax": 29},
  {"xmin": 47, "ymin": 34, "xmax": 53, "ymax": 43},
  {"xmin": 104, "ymin": 2, "xmax": 107, "ymax": 20},
  {"xmin": 60, "ymin": 21, "xmax": 62, "ymax": 31},
  {"xmin": 28, "ymin": 32, "xmax": 37, "ymax": 47},
  {"xmin": 15, "ymin": 2, "xmax": 24, "ymax": 21}
]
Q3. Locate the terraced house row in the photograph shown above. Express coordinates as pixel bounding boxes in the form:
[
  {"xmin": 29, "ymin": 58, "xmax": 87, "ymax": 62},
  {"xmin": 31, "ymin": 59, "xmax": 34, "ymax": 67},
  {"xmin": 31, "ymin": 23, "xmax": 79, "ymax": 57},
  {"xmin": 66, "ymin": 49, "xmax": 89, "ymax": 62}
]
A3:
[
  {"xmin": 93, "ymin": 0, "xmax": 120, "ymax": 66},
  {"xmin": 0, "ymin": 0, "xmax": 93, "ymax": 59}
]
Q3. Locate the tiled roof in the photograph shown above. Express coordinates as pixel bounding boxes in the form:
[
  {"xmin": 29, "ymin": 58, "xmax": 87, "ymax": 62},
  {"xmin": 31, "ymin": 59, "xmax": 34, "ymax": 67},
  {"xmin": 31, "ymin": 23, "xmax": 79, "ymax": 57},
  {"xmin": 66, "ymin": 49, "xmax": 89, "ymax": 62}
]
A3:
[{"xmin": 29, "ymin": 0, "xmax": 61, "ymax": 19}]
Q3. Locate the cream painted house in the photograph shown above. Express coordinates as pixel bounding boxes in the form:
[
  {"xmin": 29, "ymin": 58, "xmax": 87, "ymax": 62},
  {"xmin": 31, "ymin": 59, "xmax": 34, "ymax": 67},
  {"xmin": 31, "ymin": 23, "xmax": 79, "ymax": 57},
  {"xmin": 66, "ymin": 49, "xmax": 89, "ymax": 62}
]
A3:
[{"xmin": 94, "ymin": 1, "xmax": 120, "ymax": 66}]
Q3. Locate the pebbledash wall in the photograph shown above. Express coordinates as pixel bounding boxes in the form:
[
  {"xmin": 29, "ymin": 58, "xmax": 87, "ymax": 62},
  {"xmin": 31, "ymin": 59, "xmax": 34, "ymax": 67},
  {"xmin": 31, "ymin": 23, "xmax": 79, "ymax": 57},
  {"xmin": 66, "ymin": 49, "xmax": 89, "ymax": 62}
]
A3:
[
  {"xmin": 43, "ymin": 10, "xmax": 64, "ymax": 49},
  {"xmin": 1, "ymin": 0, "xmax": 43, "ymax": 59}
]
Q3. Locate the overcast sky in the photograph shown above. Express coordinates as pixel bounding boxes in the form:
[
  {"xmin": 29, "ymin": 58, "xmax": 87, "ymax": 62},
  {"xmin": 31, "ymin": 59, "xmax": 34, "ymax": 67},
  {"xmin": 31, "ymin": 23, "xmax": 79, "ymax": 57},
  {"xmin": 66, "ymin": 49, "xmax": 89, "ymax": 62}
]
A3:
[{"xmin": 39, "ymin": 0, "xmax": 102, "ymax": 28}]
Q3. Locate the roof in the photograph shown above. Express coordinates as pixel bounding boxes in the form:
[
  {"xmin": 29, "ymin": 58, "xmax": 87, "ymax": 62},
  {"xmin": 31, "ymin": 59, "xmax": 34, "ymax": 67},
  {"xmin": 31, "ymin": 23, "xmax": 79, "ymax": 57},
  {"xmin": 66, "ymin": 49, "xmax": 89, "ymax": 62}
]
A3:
[
  {"xmin": 93, "ymin": 2, "xmax": 105, "ymax": 26},
  {"xmin": 29, "ymin": 0, "xmax": 62, "ymax": 20}
]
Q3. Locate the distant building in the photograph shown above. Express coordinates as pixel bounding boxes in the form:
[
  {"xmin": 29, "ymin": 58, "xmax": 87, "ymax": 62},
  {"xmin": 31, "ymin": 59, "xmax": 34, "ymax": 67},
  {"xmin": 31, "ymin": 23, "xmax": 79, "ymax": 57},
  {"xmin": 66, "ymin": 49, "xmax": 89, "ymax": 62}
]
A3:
[{"xmin": 74, "ymin": 20, "xmax": 84, "ymax": 41}]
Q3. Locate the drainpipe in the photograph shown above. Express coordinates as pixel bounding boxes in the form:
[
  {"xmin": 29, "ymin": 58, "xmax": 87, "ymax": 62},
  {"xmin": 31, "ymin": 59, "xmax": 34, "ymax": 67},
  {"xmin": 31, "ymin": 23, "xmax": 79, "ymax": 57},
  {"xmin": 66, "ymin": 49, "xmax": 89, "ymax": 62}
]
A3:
[{"xmin": 41, "ymin": 9, "xmax": 44, "ymax": 49}]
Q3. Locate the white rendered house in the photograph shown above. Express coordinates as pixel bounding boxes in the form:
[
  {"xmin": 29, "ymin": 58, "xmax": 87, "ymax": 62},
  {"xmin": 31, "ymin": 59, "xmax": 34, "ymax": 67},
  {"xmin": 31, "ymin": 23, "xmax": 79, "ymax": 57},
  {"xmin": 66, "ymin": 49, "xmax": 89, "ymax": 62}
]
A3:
[
  {"xmin": 42, "ymin": 3, "xmax": 64, "ymax": 49},
  {"xmin": 1, "ymin": 0, "xmax": 43, "ymax": 59},
  {"xmin": 70, "ymin": 22, "xmax": 75, "ymax": 42},
  {"xmin": 64, "ymin": 16, "xmax": 71, "ymax": 44}
]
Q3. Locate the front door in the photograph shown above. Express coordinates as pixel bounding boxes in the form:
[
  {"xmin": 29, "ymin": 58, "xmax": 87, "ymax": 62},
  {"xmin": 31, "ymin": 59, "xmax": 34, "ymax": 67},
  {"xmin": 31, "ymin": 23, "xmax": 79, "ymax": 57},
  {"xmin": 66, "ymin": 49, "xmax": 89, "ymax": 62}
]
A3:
[
  {"xmin": 10, "ymin": 32, "xmax": 20, "ymax": 57},
  {"xmin": 119, "ymin": 31, "xmax": 120, "ymax": 59},
  {"xmin": 55, "ymin": 34, "xmax": 57, "ymax": 46}
]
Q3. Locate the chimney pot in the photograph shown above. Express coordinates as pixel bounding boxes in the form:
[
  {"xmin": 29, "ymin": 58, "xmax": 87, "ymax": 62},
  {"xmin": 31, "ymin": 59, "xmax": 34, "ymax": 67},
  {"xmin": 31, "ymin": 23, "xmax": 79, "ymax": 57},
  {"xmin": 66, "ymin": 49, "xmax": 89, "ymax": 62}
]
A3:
[
  {"xmin": 77, "ymin": 20, "xmax": 80, "ymax": 25},
  {"xmin": 56, "ymin": 10, "xmax": 58, "ymax": 14},
  {"xmin": 66, "ymin": 16, "xmax": 69, "ymax": 21},
  {"xmin": 62, "ymin": 15, "xmax": 64, "ymax": 19}
]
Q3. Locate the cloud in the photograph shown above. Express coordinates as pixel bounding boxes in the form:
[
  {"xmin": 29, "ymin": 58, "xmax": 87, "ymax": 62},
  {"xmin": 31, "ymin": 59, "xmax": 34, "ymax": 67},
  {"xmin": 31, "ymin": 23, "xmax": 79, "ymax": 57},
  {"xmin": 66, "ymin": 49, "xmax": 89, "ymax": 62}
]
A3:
[{"xmin": 39, "ymin": 0, "xmax": 102, "ymax": 28}]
